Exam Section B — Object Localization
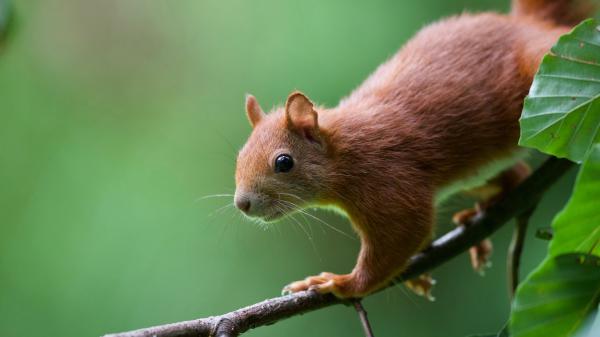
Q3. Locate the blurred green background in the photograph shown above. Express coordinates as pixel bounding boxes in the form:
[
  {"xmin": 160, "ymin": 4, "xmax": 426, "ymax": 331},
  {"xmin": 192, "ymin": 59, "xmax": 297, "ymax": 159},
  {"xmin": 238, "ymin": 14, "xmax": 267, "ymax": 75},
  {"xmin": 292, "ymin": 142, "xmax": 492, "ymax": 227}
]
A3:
[{"xmin": 0, "ymin": 1, "xmax": 580, "ymax": 336}]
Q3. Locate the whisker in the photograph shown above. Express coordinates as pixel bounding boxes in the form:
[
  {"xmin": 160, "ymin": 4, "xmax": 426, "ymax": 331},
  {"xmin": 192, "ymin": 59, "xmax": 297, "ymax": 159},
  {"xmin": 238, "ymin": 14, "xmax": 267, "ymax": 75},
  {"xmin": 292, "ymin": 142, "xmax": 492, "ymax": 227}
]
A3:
[
  {"xmin": 296, "ymin": 208, "xmax": 356, "ymax": 241},
  {"xmin": 217, "ymin": 213, "xmax": 235, "ymax": 245},
  {"xmin": 277, "ymin": 199, "xmax": 356, "ymax": 241},
  {"xmin": 195, "ymin": 193, "xmax": 235, "ymax": 202},
  {"xmin": 285, "ymin": 211, "xmax": 309, "ymax": 239},
  {"xmin": 276, "ymin": 193, "xmax": 315, "ymax": 231},
  {"xmin": 276, "ymin": 202, "xmax": 320, "ymax": 257},
  {"xmin": 291, "ymin": 213, "xmax": 321, "ymax": 259},
  {"xmin": 277, "ymin": 192, "xmax": 303, "ymax": 200},
  {"xmin": 297, "ymin": 207, "xmax": 325, "ymax": 235},
  {"xmin": 208, "ymin": 203, "xmax": 235, "ymax": 217}
]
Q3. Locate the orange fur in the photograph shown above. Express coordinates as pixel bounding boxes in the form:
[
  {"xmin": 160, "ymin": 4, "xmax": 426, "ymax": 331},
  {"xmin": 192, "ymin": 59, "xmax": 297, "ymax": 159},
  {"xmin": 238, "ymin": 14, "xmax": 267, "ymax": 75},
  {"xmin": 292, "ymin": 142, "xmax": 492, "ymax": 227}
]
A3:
[{"xmin": 234, "ymin": 0, "xmax": 595, "ymax": 298}]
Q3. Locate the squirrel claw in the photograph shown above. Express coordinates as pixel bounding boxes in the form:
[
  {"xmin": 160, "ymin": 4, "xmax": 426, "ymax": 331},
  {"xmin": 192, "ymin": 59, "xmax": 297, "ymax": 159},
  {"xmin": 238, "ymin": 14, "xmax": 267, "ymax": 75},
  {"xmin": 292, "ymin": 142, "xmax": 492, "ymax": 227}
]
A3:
[
  {"xmin": 452, "ymin": 208, "xmax": 480, "ymax": 226},
  {"xmin": 283, "ymin": 272, "xmax": 356, "ymax": 298}
]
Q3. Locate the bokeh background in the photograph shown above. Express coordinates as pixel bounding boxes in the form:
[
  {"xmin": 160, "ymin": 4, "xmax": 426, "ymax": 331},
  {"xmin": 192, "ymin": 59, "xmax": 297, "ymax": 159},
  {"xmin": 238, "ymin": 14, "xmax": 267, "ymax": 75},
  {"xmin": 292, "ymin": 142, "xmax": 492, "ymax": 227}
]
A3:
[{"xmin": 0, "ymin": 1, "xmax": 581, "ymax": 336}]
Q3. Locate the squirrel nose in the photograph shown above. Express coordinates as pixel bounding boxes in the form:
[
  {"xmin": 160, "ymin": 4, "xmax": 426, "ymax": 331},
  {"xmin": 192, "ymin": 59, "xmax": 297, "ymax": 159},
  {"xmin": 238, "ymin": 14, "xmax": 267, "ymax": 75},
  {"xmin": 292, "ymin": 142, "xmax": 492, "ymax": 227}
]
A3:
[{"xmin": 235, "ymin": 196, "xmax": 251, "ymax": 213}]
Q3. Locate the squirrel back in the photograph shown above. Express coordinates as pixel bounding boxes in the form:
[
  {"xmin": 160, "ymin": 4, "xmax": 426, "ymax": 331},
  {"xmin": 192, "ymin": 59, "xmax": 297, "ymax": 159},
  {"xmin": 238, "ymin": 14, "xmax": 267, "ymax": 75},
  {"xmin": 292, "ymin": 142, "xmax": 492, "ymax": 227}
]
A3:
[{"xmin": 511, "ymin": 0, "xmax": 597, "ymax": 26}]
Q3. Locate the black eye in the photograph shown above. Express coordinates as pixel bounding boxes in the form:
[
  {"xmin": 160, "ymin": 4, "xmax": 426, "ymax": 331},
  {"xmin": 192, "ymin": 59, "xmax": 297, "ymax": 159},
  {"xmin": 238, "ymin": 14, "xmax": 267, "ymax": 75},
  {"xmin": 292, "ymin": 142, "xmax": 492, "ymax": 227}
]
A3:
[{"xmin": 274, "ymin": 154, "xmax": 294, "ymax": 173}]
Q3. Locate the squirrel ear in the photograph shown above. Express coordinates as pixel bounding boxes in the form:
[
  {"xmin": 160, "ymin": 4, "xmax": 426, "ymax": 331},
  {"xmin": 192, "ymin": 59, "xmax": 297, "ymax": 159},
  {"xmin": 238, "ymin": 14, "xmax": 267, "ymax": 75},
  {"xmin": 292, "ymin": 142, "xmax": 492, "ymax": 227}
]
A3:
[
  {"xmin": 285, "ymin": 91, "xmax": 321, "ymax": 143},
  {"xmin": 245, "ymin": 94, "xmax": 265, "ymax": 128}
]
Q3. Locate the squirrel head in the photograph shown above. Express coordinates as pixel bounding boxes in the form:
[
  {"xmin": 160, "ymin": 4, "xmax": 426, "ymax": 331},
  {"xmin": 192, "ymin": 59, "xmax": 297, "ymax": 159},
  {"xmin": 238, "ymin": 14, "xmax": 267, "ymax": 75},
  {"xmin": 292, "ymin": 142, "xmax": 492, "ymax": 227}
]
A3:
[{"xmin": 235, "ymin": 91, "xmax": 331, "ymax": 222}]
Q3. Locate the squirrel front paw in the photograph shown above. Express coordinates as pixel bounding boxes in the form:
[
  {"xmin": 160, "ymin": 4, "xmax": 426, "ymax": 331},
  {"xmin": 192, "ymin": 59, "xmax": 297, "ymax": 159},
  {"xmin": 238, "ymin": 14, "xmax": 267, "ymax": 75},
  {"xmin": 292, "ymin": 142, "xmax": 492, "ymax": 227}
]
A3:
[{"xmin": 282, "ymin": 272, "xmax": 364, "ymax": 298}]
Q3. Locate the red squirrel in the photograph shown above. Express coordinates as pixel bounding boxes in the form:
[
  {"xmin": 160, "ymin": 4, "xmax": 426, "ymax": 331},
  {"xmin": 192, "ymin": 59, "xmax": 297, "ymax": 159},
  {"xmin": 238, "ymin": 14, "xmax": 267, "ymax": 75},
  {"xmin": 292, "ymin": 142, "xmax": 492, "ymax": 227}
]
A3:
[{"xmin": 233, "ymin": 0, "xmax": 596, "ymax": 299}]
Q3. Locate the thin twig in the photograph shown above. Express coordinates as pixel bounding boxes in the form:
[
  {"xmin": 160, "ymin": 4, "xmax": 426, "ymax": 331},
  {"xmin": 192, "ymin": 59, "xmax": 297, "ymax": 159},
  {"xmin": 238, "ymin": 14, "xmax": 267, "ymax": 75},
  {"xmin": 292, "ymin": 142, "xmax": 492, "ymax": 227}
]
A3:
[
  {"xmin": 102, "ymin": 157, "xmax": 573, "ymax": 337},
  {"xmin": 353, "ymin": 300, "xmax": 375, "ymax": 337},
  {"xmin": 507, "ymin": 207, "xmax": 535, "ymax": 299}
]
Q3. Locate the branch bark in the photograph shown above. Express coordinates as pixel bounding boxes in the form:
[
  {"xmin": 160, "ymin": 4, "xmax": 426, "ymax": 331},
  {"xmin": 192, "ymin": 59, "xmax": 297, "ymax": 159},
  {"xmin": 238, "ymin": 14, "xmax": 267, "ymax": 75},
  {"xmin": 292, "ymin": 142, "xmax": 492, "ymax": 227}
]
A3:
[{"xmin": 103, "ymin": 157, "xmax": 574, "ymax": 337}]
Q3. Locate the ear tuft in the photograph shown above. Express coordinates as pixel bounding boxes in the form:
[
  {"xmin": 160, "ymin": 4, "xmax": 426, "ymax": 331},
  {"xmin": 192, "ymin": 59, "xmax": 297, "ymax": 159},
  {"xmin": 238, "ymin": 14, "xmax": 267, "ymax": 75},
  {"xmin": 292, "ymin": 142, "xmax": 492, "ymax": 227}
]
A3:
[{"xmin": 245, "ymin": 94, "xmax": 265, "ymax": 128}]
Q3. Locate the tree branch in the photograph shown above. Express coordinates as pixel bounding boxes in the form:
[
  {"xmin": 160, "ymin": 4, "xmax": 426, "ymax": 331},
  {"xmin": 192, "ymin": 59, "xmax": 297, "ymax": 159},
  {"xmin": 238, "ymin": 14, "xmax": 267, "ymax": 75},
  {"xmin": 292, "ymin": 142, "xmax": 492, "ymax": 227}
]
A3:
[
  {"xmin": 507, "ymin": 207, "xmax": 535, "ymax": 298},
  {"xmin": 102, "ymin": 157, "xmax": 573, "ymax": 337},
  {"xmin": 353, "ymin": 300, "xmax": 375, "ymax": 337}
]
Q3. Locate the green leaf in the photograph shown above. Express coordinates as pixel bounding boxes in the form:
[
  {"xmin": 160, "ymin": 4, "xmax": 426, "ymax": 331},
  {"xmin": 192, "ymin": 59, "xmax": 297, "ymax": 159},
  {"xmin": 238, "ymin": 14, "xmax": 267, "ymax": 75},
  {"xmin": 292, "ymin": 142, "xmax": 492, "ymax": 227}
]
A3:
[
  {"xmin": 549, "ymin": 144, "xmax": 600, "ymax": 257},
  {"xmin": 510, "ymin": 145, "xmax": 600, "ymax": 337},
  {"xmin": 519, "ymin": 19, "xmax": 600, "ymax": 163},
  {"xmin": 510, "ymin": 254, "xmax": 600, "ymax": 337}
]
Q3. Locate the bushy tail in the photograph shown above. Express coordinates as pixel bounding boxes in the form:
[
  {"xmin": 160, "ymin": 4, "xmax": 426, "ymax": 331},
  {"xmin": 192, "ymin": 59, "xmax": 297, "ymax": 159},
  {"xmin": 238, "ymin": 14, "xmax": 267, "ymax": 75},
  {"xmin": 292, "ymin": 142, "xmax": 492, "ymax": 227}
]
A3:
[{"xmin": 511, "ymin": 0, "xmax": 597, "ymax": 26}]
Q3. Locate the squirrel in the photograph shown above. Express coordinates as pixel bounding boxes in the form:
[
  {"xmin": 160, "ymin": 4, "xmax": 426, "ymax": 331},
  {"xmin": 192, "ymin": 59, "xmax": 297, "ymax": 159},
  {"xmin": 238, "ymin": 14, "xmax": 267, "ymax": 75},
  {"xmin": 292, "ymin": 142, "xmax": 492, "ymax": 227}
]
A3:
[{"xmin": 233, "ymin": 0, "xmax": 596, "ymax": 299}]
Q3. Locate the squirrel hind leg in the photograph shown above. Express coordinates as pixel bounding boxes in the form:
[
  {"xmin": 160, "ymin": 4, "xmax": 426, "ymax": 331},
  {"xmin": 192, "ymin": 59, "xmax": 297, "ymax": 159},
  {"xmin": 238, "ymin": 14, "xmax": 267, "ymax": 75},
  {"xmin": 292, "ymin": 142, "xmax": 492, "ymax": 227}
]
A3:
[
  {"xmin": 404, "ymin": 273, "xmax": 436, "ymax": 301},
  {"xmin": 453, "ymin": 161, "xmax": 532, "ymax": 275}
]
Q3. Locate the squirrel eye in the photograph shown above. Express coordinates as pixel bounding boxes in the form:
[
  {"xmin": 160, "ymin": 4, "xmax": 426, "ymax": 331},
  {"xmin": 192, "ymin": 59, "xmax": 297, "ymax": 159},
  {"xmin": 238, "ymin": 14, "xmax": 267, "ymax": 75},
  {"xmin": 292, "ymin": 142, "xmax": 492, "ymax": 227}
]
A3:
[{"xmin": 274, "ymin": 154, "xmax": 294, "ymax": 173}]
